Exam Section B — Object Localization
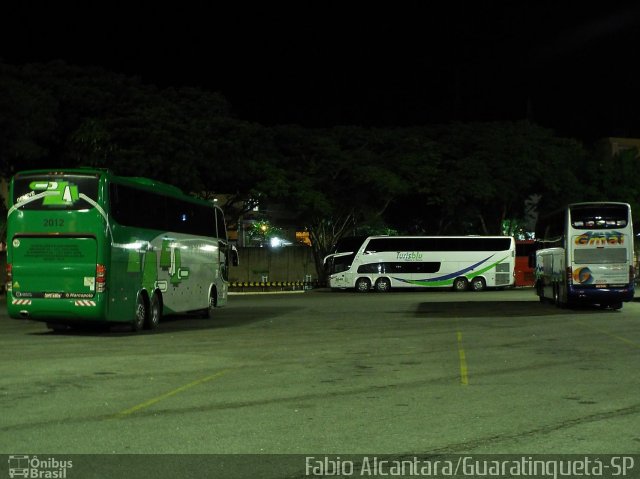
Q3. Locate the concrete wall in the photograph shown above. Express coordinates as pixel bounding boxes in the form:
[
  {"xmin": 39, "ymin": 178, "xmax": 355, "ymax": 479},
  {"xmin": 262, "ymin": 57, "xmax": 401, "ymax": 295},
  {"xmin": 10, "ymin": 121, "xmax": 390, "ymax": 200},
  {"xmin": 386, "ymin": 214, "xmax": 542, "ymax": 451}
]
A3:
[{"xmin": 230, "ymin": 246, "xmax": 317, "ymax": 283}]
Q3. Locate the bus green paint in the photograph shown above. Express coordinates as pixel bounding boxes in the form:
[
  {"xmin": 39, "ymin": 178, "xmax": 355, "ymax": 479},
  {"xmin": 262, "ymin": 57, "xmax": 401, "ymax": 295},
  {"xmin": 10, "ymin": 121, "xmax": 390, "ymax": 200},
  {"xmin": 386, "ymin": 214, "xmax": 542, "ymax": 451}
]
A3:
[{"xmin": 6, "ymin": 168, "xmax": 236, "ymax": 330}]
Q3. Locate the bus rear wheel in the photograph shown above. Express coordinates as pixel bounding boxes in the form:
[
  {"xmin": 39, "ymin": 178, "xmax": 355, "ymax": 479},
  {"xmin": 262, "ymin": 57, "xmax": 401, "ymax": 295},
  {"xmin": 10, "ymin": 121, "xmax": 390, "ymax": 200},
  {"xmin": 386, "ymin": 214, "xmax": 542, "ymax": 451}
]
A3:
[
  {"xmin": 355, "ymin": 278, "xmax": 371, "ymax": 293},
  {"xmin": 145, "ymin": 292, "xmax": 162, "ymax": 330},
  {"xmin": 471, "ymin": 277, "xmax": 486, "ymax": 292},
  {"xmin": 132, "ymin": 293, "xmax": 147, "ymax": 332},
  {"xmin": 375, "ymin": 278, "xmax": 391, "ymax": 292},
  {"xmin": 453, "ymin": 277, "xmax": 469, "ymax": 291}
]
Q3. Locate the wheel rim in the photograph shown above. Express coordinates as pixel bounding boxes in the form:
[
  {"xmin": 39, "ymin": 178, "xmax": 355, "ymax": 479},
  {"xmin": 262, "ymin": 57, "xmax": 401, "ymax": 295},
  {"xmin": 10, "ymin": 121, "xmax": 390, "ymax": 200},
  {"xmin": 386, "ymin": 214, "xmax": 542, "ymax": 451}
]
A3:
[
  {"xmin": 377, "ymin": 280, "xmax": 390, "ymax": 292},
  {"xmin": 454, "ymin": 279, "xmax": 467, "ymax": 291},
  {"xmin": 472, "ymin": 279, "xmax": 484, "ymax": 291},
  {"xmin": 356, "ymin": 280, "xmax": 369, "ymax": 292},
  {"xmin": 150, "ymin": 297, "xmax": 160, "ymax": 326},
  {"xmin": 135, "ymin": 298, "xmax": 146, "ymax": 329}
]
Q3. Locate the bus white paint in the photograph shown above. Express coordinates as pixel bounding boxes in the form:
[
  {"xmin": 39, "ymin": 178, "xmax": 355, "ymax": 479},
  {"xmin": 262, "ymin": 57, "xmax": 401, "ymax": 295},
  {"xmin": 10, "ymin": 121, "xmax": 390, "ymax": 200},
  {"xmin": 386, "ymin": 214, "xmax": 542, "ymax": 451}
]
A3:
[
  {"xmin": 325, "ymin": 236, "xmax": 515, "ymax": 292},
  {"xmin": 535, "ymin": 202, "xmax": 634, "ymax": 309}
]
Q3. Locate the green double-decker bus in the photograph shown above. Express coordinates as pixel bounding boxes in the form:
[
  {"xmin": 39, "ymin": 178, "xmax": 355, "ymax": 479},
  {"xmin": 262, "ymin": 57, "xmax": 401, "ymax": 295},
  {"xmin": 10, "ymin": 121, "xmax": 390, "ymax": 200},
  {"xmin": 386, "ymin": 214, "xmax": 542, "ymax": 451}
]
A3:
[{"xmin": 6, "ymin": 168, "xmax": 238, "ymax": 331}]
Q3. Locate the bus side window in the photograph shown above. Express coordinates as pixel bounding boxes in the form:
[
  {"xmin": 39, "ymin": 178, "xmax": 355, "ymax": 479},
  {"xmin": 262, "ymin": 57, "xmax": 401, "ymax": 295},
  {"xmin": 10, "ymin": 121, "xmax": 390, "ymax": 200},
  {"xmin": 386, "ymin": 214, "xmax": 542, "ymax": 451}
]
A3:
[{"xmin": 215, "ymin": 207, "xmax": 227, "ymax": 240}]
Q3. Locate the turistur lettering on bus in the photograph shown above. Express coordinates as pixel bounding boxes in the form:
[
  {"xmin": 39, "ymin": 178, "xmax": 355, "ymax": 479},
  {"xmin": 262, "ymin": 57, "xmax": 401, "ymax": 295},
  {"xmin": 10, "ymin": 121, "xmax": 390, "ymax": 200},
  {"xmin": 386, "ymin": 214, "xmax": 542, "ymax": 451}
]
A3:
[{"xmin": 396, "ymin": 251, "xmax": 423, "ymax": 261}]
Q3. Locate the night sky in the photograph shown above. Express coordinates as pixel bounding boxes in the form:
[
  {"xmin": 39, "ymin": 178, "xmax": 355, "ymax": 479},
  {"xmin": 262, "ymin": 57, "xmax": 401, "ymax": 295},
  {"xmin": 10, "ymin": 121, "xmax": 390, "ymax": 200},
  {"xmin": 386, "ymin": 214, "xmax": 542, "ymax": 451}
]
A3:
[{"xmin": 3, "ymin": 2, "xmax": 640, "ymax": 142}]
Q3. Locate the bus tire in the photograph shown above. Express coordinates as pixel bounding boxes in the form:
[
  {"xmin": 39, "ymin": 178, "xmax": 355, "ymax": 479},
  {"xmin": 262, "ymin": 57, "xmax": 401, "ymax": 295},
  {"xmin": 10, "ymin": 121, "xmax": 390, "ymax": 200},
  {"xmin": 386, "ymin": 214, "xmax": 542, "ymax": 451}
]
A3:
[
  {"xmin": 145, "ymin": 292, "xmax": 162, "ymax": 330},
  {"xmin": 132, "ymin": 293, "xmax": 148, "ymax": 332},
  {"xmin": 535, "ymin": 281, "xmax": 545, "ymax": 302},
  {"xmin": 452, "ymin": 277, "xmax": 469, "ymax": 292},
  {"xmin": 207, "ymin": 287, "xmax": 218, "ymax": 319},
  {"xmin": 470, "ymin": 277, "xmax": 486, "ymax": 292},
  {"xmin": 375, "ymin": 277, "xmax": 391, "ymax": 293},
  {"xmin": 553, "ymin": 284, "xmax": 562, "ymax": 308},
  {"xmin": 355, "ymin": 278, "xmax": 371, "ymax": 293}
]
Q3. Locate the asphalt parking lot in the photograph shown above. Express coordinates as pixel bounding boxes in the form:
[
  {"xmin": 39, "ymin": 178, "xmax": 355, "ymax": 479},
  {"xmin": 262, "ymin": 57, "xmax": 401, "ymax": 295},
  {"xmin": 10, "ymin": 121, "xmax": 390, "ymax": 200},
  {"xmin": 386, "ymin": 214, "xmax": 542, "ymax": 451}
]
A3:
[{"xmin": 1, "ymin": 288, "xmax": 639, "ymax": 476}]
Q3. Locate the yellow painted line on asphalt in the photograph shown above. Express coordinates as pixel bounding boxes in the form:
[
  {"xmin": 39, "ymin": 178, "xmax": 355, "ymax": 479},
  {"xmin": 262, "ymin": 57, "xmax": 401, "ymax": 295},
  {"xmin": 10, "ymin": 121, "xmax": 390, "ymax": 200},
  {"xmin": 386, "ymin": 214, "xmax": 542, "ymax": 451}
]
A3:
[
  {"xmin": 113, "ymin": 369, "xmax": 230, "ymax": 419},
  {"xmin": 574, "ymin": 320, "xmax": 640, "ymax": 348},
  {"xmin": 456, "ymin": 330, "xmax": 469, "ymax": 385}
]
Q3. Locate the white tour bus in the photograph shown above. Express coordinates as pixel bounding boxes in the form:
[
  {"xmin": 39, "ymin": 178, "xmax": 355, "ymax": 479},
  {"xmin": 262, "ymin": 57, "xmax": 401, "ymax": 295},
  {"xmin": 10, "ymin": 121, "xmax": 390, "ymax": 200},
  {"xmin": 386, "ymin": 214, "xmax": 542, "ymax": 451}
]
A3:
[
  {"xmin": 325, "ymin": 235, "xmax": 516, "ymax": 292},
  {"xmin": 535, "ymin": 202, "xmax": 634, "ymax": 309}
]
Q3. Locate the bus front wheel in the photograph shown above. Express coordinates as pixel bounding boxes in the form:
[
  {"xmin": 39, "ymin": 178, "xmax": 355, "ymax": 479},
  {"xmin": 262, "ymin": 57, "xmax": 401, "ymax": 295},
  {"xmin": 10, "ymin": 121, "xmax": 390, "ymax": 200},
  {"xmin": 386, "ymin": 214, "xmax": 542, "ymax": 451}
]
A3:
[
  {"xmin": 355, "ymin": 278, "xmax": 371, "ymax": 293},
  {"xmin": 207, "ymin": 287, "xmax": 218, "ymax": 319}
]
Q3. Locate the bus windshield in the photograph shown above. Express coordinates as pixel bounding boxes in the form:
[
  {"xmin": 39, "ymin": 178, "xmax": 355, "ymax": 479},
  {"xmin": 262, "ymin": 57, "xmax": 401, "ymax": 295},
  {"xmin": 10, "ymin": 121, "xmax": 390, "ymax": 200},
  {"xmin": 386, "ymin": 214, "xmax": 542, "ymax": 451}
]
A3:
[
  {"xmin": 326, "ymin": 252, "xmax": 355, "ymax": 274},
  {"xmin": 325, "ymin": 236, "xmax": 367, "ymax": 275}
]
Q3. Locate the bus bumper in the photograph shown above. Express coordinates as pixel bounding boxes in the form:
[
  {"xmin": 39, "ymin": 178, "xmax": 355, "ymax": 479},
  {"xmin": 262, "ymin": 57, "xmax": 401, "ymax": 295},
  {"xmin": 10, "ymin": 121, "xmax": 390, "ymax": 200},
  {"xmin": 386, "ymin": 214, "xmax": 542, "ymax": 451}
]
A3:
[
  {"xmin": 328, "ymin": 273, "xmax": 351, "ymax": 289},
  {"xmin": 568, "ymin": 284, "xmax": 634, "ymax": 304},
  {"xmin": 7, "ymin": 294, "xmax": 107, "ymax": 322}
]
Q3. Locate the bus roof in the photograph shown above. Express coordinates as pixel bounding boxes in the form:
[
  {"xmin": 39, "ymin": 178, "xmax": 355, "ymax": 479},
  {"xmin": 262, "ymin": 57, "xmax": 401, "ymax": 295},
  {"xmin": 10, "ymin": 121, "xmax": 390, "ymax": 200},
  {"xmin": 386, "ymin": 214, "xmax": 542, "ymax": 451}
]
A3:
[{"xmin": 568, "ymin": 201, "xmax": 631, "ymax": 208}]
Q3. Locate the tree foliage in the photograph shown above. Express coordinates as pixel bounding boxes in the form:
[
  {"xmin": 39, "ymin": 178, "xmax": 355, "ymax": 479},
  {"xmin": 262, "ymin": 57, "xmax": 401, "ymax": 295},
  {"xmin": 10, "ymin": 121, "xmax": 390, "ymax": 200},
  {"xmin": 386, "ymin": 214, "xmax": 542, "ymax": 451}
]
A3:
[{"xmin": 1, "ymin": 60, "xmax": 634, "ymax": 280}]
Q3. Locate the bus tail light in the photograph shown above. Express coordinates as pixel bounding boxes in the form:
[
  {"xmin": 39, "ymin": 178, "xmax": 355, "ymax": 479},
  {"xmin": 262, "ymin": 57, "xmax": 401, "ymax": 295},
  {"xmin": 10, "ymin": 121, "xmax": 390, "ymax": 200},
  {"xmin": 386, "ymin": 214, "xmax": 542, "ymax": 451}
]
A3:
[
  {"xmin": 6, "ymin": 263, "xmax": 12, "ymax": 292},
  {"xmin": 96, "ymin": 264, "xmax": 106, "ymax": 293},
  {"xmin": 566, "ymin": 267, "xmax": 573, "ymax": 285}
]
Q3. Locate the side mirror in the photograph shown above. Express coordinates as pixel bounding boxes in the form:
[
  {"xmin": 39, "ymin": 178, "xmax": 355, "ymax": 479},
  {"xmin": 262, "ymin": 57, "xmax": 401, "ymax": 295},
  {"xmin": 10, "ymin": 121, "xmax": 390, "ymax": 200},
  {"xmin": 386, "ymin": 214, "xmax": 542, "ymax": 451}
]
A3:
[{"xmin": 231, "ymin": 245, "xmax": 239, "ymax": 267}]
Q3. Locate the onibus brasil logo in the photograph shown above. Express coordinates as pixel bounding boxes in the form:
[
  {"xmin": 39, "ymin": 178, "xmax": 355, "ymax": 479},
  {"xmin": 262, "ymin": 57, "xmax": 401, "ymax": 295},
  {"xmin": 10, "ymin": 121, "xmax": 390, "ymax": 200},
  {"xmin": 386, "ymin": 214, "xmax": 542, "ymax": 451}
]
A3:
[{"xmin": 7, "ymin": 455, "xmax": 72, "ymax": 478}]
